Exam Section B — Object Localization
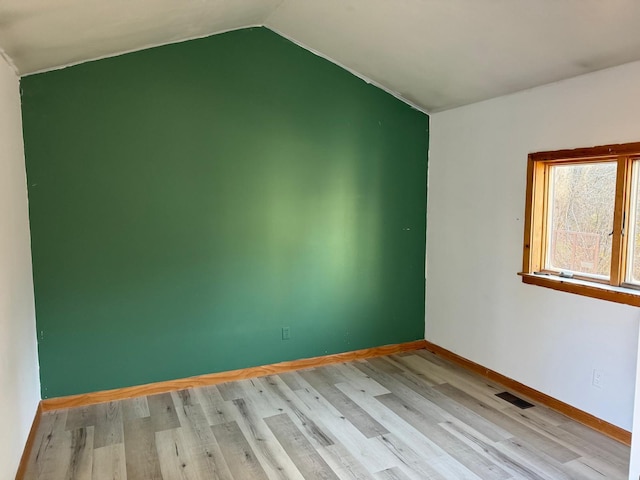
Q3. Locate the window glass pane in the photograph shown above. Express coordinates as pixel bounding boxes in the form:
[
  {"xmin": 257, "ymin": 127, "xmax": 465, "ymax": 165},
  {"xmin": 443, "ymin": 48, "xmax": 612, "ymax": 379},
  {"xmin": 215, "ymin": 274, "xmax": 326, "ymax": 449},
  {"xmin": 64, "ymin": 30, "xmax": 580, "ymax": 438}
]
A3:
[
  {"xmin": 546, "ymin": 162, "xmax": 616, "ymax": 278},
  {"xmin": 626, "ymin": 160, "xmax": 640, "ymax": 284}
]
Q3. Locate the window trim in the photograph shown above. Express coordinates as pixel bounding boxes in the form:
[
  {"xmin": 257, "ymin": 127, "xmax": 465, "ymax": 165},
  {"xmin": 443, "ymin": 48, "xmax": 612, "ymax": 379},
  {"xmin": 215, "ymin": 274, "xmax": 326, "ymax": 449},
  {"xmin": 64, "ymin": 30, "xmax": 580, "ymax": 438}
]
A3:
[{"xmin": 520, "ymin": 142, "xmax": 640, "ymax": 307}]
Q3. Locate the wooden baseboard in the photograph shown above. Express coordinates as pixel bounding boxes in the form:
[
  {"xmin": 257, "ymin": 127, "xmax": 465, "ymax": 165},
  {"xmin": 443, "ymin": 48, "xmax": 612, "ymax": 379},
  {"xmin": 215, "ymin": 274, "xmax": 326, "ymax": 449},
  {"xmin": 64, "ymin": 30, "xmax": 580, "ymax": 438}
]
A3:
[
  {"xmin": 423, "ymin": 340, "xmax": 631, "ymax": 446},
  {"xmin": 15, "ymin": 402, "xmax": 43, "ymax": 480},
  {"xmin": 37, "ymin": 337, "xmax": 630, "ymax": 447},
  {"xmin": 41, "ymin": 339, "xmax": 428, "ymax": 411}
]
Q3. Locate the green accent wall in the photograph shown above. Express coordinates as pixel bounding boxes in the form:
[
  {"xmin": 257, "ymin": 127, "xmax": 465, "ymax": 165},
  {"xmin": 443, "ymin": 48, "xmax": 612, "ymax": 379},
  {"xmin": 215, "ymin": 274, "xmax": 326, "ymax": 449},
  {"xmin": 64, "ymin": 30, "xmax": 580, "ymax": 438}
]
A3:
[{"xmin": 21, "ymin": 27, "xmax": 429, "ymax": 398}]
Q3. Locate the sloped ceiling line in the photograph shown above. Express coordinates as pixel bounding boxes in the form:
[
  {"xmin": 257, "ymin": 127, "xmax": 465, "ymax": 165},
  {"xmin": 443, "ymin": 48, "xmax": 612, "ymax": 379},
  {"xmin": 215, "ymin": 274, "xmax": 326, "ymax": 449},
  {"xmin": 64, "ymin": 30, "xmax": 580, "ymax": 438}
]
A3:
[
  {"xmin": 265, "ymin": 26, "xmax": 430, "ymax": 115},
  {"xmin": 2, "ymin": 0, "xmax": 640, "ymax": 112},
  {"xmin": 0, "ymin": 45, "xmax": 18, "ymax": 76}
]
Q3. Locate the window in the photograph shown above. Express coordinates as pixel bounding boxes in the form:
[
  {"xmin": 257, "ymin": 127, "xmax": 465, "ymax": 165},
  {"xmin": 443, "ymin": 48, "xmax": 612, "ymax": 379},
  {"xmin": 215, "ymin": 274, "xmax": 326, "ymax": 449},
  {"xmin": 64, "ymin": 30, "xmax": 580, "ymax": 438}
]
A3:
[{"xmin": 521, "ymin": 142, "xmax": 640, "ymax": 306}]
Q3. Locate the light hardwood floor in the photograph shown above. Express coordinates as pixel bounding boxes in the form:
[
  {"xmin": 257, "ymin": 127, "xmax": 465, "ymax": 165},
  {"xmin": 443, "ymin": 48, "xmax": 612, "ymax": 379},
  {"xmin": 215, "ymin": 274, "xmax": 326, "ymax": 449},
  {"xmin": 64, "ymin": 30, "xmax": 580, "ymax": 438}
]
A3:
[{"xmin": 22, "ymin": 349, "xmax": 630, "ymax": 479}]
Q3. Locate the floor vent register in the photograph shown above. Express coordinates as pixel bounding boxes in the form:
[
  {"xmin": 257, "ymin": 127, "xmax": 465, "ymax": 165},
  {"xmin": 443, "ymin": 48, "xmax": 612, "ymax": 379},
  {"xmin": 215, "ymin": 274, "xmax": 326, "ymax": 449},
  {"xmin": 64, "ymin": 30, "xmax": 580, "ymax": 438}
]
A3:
[{"xmin": 495, "ymin": 391, "xmax": 535, "ymax": 409}]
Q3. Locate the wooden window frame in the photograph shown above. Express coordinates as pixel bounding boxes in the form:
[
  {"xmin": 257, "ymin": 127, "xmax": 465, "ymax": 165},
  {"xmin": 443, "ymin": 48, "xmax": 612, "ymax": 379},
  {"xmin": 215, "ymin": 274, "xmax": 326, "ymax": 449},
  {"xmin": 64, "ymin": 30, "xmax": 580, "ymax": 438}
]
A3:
[{"xmin": 520, "ymin": 142, "xmax": 640, "ymax": 307}]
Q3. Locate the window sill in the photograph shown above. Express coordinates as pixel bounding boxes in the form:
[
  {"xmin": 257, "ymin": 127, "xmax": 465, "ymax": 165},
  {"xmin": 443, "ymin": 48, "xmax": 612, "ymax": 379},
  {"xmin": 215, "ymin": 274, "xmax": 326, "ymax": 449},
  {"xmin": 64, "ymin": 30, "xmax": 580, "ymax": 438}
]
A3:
[{"xmin": 519, "ymin": 272, "xmax": 640, "ymax": 307}]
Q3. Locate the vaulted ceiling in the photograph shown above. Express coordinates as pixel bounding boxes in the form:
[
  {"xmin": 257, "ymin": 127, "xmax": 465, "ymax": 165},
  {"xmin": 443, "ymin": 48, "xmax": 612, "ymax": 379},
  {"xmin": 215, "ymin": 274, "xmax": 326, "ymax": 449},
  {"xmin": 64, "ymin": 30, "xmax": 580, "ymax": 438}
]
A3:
[{"xmin": 2, "ymin": 0, "xmax": 640, "ymax": 112}]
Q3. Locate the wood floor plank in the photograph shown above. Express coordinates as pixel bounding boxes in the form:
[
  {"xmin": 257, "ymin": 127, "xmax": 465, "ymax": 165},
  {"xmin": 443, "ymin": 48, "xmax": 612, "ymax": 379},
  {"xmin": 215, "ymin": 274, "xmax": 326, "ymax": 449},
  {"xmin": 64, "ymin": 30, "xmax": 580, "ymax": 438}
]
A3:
[
  {"xmin": 121, "ymin": 396, "xmax": 150, "ymax": 421},
  {"xmin": 147, "ymin": 392, "xmax": 180, "ymax": 432},
  {"xmin": 559, "ymin": 421, "xmax": 630, "ymax": 463},
  {"xmin": 299, "ymin": 368, "xmax": 389, "ymax": 438},
  {"xmin": 413, "ymin": 350, "xmax": 501, "ymax": 389},
  {"xmin": 336, "ymin": 380, "xmax": 500, "ymax": 480},
  {"xmin": 171, "ymin": 389, "xmax": 235, "ymax": 480},
  {"xmin": 314, "ymin": 365, "xmax": 352, "ymax": 385},
  {"xmin": 501, "ymin": 405, "xmax": 562, "ymax": 434},
  {"xmin": 173, "ymin": 388, "xmax": 200, "ymax": 407},
  {"xmin": 92, "ymin": 443, "xmax": 126, "ymax": 480},
  {"xmin": 238, "ymin": 377, "xmax": 291, "ymax": 419},
  {"xmin": 412, "ymin": 349, "xmax": 504, "ymax": 395},
  {"xmin": 66, "ymin": 405, "xmax": 97, "ymax": 431},
  {"xmin": 23, "ymin": 410, "xmax": 69, "ymax": 480},
  {"xmin": 331, "ymin": 363, "xmax": 391, "ymax": 396},
  {"xmin": 193, "ymin": 385, "xmax": 238, "ymax": 426},
  {"xmin": 397, "ymin": 355, "xmax": 506, "ymax": 409},
  {"xmin": 510, "ymin": 403, "xmax": 570, "ymax": 427},
  {"xmin": 435, "ymin": 383, "xmax": 580, "ymax": 464},
  {"xmin": 369, "ymin": 355, "xmax": 445, "ymax": 386},
  {"xmin": 550, "ymin": 423, "xmax": 629, "ymax": 475},
  {"xmin": 362, "ymin": 357, "xmax": 405, "ymax": 376},
  {"xmin": 232, "ymin": 397, "xmax": 306, "ymax": 480},
  {"xmin": 261, "ymin": 374, "xmax": 336, "ymax": 448},
  {"xmin": 372, "ymin": 434, "xmax": 454, "ymax": 480},
  {"xmin": 331, "ymin": 382, "xmax": 445, "ymax": 461},
  {"xmin": 94, "ymin": 402, "xmax": 123, "ymax": 449},
  {"xmin": 355, "ymin": 375, "xmax": 447, "ymax": 426},
  {"xmin": 317, "ymin": 444, "xmax": 376, "ymax": 480},
  {"xmin": 156, "ymin": 427, "xmax": 209, "ymax": 480},
  {"xmin": 123, "ymin": 416, "xmax": 162, "ymax": 480},
  {"xmin": 293, "ymin": 386, "xmax": 403, "ymax": 473},
  {"xmin": 497, "ymin": 437, "xmax": 573, "ymax": 480},
  {"xmin": 211, "ymin": 420, "xmax": 270, "ymax": 480},
  {"xmin": 37, "ymin": 429, "xmax": 72, "ymax": 480},
  {"xmin": 375, "ymin": 392, "xmax": 511, "ymax": 480},
  {"xmin": 439, "ymin": 417, "xmax": 549, "ymax": 480},
  {"xmin": 279, "ymin": 371, "xmax": 305, "ymax": 392},
  {"xmin": 265, "ymin": 412, "xmax": 341, "ymax": 480},
  {"xmin": 563, "ymin": 455, "xmax": 627, "ymax": 480},
  {"xmin": 373, "ymin": 467, "xmax": 413, "ymax": 480},
  {"xmin": 500, "ymin": 405, "xmax": 628, "ymax": 474},
  {"xmin": 66, "ymin": 427, "xmax": 94, "ymax": 480},
  {"xmin": 217, "ymin": 380, "xmax": 247, "ymax": 401},
  {"xmin": 354, "ymin": 359, "xmax": 511, "ymax": 442}
]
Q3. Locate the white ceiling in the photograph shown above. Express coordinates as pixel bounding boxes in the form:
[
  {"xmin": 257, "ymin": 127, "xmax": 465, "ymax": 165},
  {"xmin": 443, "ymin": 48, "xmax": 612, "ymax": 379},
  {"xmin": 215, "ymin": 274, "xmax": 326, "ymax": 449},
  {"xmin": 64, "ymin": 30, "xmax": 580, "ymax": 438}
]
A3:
[{"xmin": 2, "ymin": 0, "xmax": 640, "ymax": 112}]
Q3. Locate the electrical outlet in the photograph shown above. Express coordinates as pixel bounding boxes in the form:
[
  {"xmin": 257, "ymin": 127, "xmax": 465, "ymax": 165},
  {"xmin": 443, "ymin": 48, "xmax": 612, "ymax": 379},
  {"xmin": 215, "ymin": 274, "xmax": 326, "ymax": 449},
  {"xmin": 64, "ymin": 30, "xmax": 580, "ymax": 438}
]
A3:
[
  {"xmin": 282, "ymin": 327, "xmax": 291, "ymax": 340},
  {"xmin": 592, "ymin": 369, "xmax": 604, "ymax": 389}
]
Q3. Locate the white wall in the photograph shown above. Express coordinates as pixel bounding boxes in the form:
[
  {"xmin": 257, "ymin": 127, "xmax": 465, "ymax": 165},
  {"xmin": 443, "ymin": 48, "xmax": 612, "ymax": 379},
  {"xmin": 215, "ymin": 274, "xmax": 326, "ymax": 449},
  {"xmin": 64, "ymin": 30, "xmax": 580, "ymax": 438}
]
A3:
[
  {"xmin": 630, "ymin": 330, "xmax": 640, "ymax": 478},
  {"xmin": 0, "ymin": 55, "xmax": 40, "ymax": 479},
  {"xmin": 427, "ymin": 60, "xmax": 640, "ymax": 433}
]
